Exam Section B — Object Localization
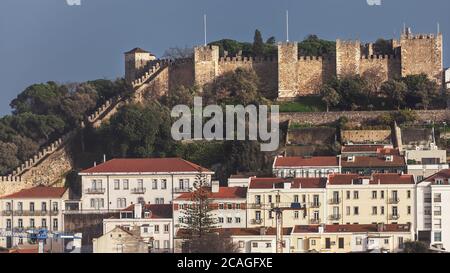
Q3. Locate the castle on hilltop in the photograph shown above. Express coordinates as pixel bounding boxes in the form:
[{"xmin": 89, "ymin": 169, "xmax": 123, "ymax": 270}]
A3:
[{"xmin": 126, "ymin": 27, "xmax": 444, "ymax": 100}]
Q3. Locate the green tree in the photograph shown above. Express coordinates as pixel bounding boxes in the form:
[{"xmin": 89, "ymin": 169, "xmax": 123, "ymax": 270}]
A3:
[
  {"xmin": 402, "ymin": 74, "xmax": 440, "ymax": 110},
  {"xmin": 402, "ymin": 241, "xmax": 430, "ymax": 253},
  {"xmin": 0, "ymin": 141, "xmax": 20, "ymax": 175},
  {"xmin": 373, "ymin": 38, "xmax": 394, "ymax": 55},
  {"xmin": 161, "ymin": 85, "xmax": 198, "ymax": 108},
  {"xmin": 320, "ymin": 85, "xmax": 341, "ymax": 112},
  {"xmin": 298, "ymin": 35, "xmax": 336, "ymax": 57},
  {"xmin": 266, "ymin": 36, "xmax": 276, "ymax": 45},
  {"xmin": 380, "ymin": 80, "xmax": 407, "ymax": 110},
  {"xmin": 253, "ymin": 29, "xmax": 264, "ymax": 57}
]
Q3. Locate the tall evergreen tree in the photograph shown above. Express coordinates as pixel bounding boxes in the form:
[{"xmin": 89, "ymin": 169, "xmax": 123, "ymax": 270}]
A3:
[{"xmin": 253, "ymin": 29, "xmax": 264, "ymax": 57}]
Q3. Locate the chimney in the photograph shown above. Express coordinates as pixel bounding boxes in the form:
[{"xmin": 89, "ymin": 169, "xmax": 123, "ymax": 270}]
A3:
[
  {"xmin": 103, "ymin": 154, "xmax": 106, "ymax": 163},
  {"xmin": 377, "ymin": 222, "xmax": 385, "ymax": 232},
  {"xmin": 211, "ymin": 180, "xmax": 220, "ymax": 193},
  {"xmin": 134, "ymin": 203, "xmax": 143, "ymax": 219}
]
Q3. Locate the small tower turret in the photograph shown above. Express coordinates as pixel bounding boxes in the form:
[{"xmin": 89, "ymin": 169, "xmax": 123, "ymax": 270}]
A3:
[{"xmin": 124, "ymin": 48, "xmax": 156, "ymax": 84}]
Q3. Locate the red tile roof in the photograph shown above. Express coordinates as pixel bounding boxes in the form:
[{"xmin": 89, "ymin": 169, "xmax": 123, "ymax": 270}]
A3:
[
  {"xmin": 421, "ymin": 169, "xmax": 450, "ymax": 185},
  {"xmin": 293, "ymin": 224, "xmax": 411, "ymax": 233},
  {"xmin": 341, "ymin": 155, "xmax": 405, "ymax": 168},
  {"xmin": 175, "ymin": 187, "xmax": 247, "ymax": 200},
  {"xmin": 122, "ymin": 204, "xmax": 173, "ymax": 218},
  {"xmin": 274, "ymin": 156, "xmax": 339, "ymax": 167},
  {"xmin": 341, "ymin": 145, "xmax": 385, "ymax": 153},
  {"xmin": 0, "ymin": 186, "xmax": 67, "ymax": 199},
  {"xmin": 328, "ymin": 173, "xmax": 414, "ymax": 185},
  {"xmin": 177, "ymin": 227, "xmax": 292, "ymax": 237},
  {"xmin": 249, "ymin": 177, "xmax": 326, "ymax": 189},
  {"xmin": 80, "ymin": 158, "xmax": 211, "ymax": 174}
]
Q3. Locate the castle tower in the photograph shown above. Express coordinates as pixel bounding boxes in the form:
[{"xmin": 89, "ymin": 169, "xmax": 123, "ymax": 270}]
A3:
[
  {"xmin": 336, "ymin": 39, "xmax": 361, "ymax": 78},
  {"xmin": 278, "ymin": 42, "xmax": 298, "ymax": 98},
  {"xmin": 193, "ymin": 45, "xmax": 219, "ymax": 88},
  {"xmin": 124, "ymin": 48, "xmax": 156, "ymax": 84},
  {"xmin": 400, "ymin": 29, "xmax": 444, "ymax": 87}
]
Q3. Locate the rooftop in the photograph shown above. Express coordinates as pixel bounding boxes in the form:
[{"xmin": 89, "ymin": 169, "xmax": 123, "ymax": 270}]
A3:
[
  {"xmin": 0, "ymin": 185, "xmax": 68, "ymax": 199},
  {"xmin": 341, "ymin": 155, "xmax": 405, "ymax": 168},
  {"xmin": 124, "ymin": 47, "xmax": 154, "ymax": 55},
  {"xmin": 328, "ymin": 173, "xmax": 414, "ymax": 185},
  {"xmin": 177, "ymin": 227, "xmax": 293, "ymax": 237},
  {"xmin": 80, "ymin": 158, "xmax": 211, "ymax": 174},
  {"xmin": 249, "ymin": 177, "xmax": 327, "ymax": 189},
  {"xmin": 421, "ymin": 169, "xmax": 450, "ymax": 185},
  {"xmin": 293, "ymin": 224, "xmax": 411, "ymax": 233},
  {"xmin": 175, "ymin": 187, "xmax": 247, "ymax": 200},
  {"xmin": 122, "ymin": 204, "xmax": 173, "ymax": 219},
  {"xmin": 274, "ymin": 156, "xmax": 339, "ymax": 168}
]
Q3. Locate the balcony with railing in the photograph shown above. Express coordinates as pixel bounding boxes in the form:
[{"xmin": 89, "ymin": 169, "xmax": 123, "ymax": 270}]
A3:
[
  {"xmin": 388, "ymin": 197, "xmax": 400, "ymax": 204},
  {"xmin": 310, "ymin": 218, "xmax": 321, "ymax": 224},
  {"xmin": 434, "ymin": 211, "xmax": 442, "ymax": 216},
  {"xmin": 2, "ymin": 210, "xmax": 12, "ymax": 216},
  {"xmin": 131, "ymin": 188, "xmax": 146, "ymax": 194},
  {"xmin": 250, "ymin": 219, "xmax": 262, "ymax": 225},
  {"xmin": 173, "ymin": 187, "xmax": 190, "ymax": 193},
  {"xmin": 329, "ymin": 214, "xmax": 341, "ymax": 221},
  {"xmin": 85, "ymin": 188, "xmax": 106, "ymax": 194},
  {"xmin": 309, "ymin": 202, "xmax": 321, "ymax": 208},
  {"xmin": 328, "ymin": 198, "xmax": 341, "ymax": 205},
  {"xmin": 389, "ymin": 214, "xmax": 400, "ymax": 220}
]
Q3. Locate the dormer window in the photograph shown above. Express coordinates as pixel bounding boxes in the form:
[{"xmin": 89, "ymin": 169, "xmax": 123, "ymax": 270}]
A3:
[
  {"xmin": 385, "ymin": 155, "xmax": 393, "ymax": 162},
  {"xmin": 435, "ymin": 178, "xmax": 444, "ymax": 185},
  {"xmin": 144, "ymin": 211, "xmax": 151, "ymax": 218},
  {"xmin": 347, "ymin": 156, "xmax": 355, "ymax": 162}
]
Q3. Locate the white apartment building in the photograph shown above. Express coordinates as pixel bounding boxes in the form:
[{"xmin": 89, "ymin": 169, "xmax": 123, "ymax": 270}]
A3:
[
  {"xmin": 273, "ymin": 156, "xmax": 341, "ymax": 178},
  {"xmin": 78, "ymin": 158, "xmax": 213, "ymax": 212},
  {"xmin": 173, "ymin": 181, "xmax": 247, "ymax": 229},
  {"xmin": 416, "ymin": 169, "xmax": 450, "ymax": 252},
  {"xmin": 0, "ymin": 186, "xmax": 69, "ymax": 249},
  {"xmin": 103, "ymin": 203, "xmax": 173, "ymax": 252},
  {"xmin": 404, "ymin": 145, "xmax": 448, "ymax": 182}
]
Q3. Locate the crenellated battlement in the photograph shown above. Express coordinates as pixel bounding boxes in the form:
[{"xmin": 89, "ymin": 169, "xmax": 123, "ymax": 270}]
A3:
[
  {"xmin": 219, "ymin": 56, "xmax": 276, "ymax": 63},
  {"xmin": 403, "ymin": 33, "xmax": 438, "ymax": 40},
  {"xmin": 298, "ymin": 55, "xmax": 324, "ymax": 61},
  {"xmin": 361, "ymin": 54, "xmax": 400, "ymax": 60}
]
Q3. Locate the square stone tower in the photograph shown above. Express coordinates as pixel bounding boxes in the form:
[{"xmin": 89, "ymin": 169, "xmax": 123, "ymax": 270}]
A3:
[
  {"xmin": 278, "ymin": 42, "xmax": 298, "ymax": 98},
  {"xmin": 193, "ymin": 45, "xmax": 220, "ymax": 88},
  {"xmin": 336, "ymin": 39, "xmax": 361, "ymax": 78},
  {"xmin": 400, "ymin": 31, "xmax": 444, "ymax": 86},
  {"xmin": 124, "ymin": 48, "xmax": 156, "ymax": 84}
]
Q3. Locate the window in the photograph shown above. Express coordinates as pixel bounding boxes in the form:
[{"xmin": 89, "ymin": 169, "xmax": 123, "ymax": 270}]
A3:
[
  {"xmin": 266, "ymin": 243, "xmax": 271, "ymax": 248},
  {"xmin": 219, "ymin": 203, "xmax": 224, "ymax": 210},
  {"xmin": 275, "ymin": 195, "xmax": 281, "ymax": 203},
  {"xmin": 356, "ymin": 237, "xmax": 362, "ymax": 245},
  {"xmin": 227, "ymin": 217, "xmax": 232, "ymax": 224},
  {"xmin": 114, "ymin": 179, "xmax": 120, "ymax": 190},
  {"xmin": 353, "ymin": 191, "xmax": 359, "ymax": 199},
  {"xmin": 117, "ymin": 198, "xmax": 126, "ymax": 208},
  {"xmin": 398, "ymin": 237, "xmax": 404, "ymax": 249},
  {"xmin": 30, "ymin": 202, "xmax": 35, "ymax": 212},
  {"xmin": 255, "ymin": 195, "xmax": 261, "ymax": 204},
  {"xmin": 372, "ymin": 207, "xmax": 377, "ymax": 215},
  {"xmin": 353, "ymin": 207, "xmax": 359, "ymax": 215},
  {"xmin": 152, "ymin": 179, "xmax": 158, "ymax": 190},
  {"xmin": 41, "ymin": 202, "xmax": 47, "ymax": 212},
  {"xmin": 407, "ymin": 206, "xmax": 411, "ymax": 215},
  {"xmin": 52, "ymin": 202, "xmax": 58, "ymax": 211},
  {"xmin": 252, "ymin": 242, "xmax": 258, "ymax": 248},
  {"xmin": 218, "ymin": 217, "xmax": 224, "ymax": 223},
  {"xmin": 154, "ymin": 225, "xmax": 160, "ymax": 233},
  {"xmin": 384, "ymin": 239, "xmax": 389, "ymax": 244},
  {"xmin": 311, "ymin": 239, "xmax": 316, "ymax": 246},
  {"xmin": 434, "ymin": 231, "xmax": 442, "ymax": 242},
  {"xmin": 255, "ymin": 211, "xmax": 261, "ymax": 220},
  {"xmin": 294, "ymin": 211, "xmax": 299, "ymax": 219},
  {"xmin": 53, "ymin": 219, "xmax": 58, "ymax": 230},
  {"xmin": 161, "ymin": 179, "xmax": 167, "ymax": 189},
  {"xmin": 30, "ymin": 219, "xmax": 35, "ymax": 228},
  {"xmin": 227, "ymin": 203, "xmax": 233, "ymax": 210},
  {"xmin": 18, "ymin": 219, "xmax": 23, "ymax": 228},
  {"xmin": 380, "ymin": 191, "xmax": 385, "ymax": 199},
  {"xmin": 239, "ymin": 241, "xmax": 244, "ymax": 248},
  {"xmin": 407, "ymin": 190, "xmax": 411, "ymax": 199},
  {"xmin": 380, "ymin": 206, "xmax": 385, "ymax": 215},
  {"xmin": 236, "ymin": 204, "xmax": 241, "ymax": 210},
  {"xmin": 434, "ymin": 219, "xmax": 442, "ymax": 229},
  {"xmin": 123, "ymin": 179, "xmax": 129, "ymax": 190},
  {"xmin": 137, "ymin": 179, "xmax": 144, "ymax": 190},
  {"xmin": 235, "ymin": 217, "xmax": 241, "ymax": 223},
  {"xmin": 154, "ymin": 240, "xmax": 160, "ymax": 249},
  {"xmin": 269, "ymin": 211, "xmax": 273, "ymax": 219},
  {"xmin": 17, "ymin": 202, "xmax": 23, "ymax": 211},
  {"xmin": 179, "ymin": 179, "xmax": 189, "ymax": 190},
  {"xmin": 346, "ymin": 191, "xmax": 351, "ymax": 199},
  {"xmin": 268, "ymin": 195, "xmax": 272, "ymax": 203},
  {"xmin": 6, "ymin": 202, "xmax": 11, "ymax": 211},
  {"xmin": 42, "ymin": 219, "xmax": 47, "ymax": 228},
  {"xmin": 294, "ymin": 195, "xmax": 299, "ymax": 203},
  {"xmin": 164, "ymin": 240, "xmax": 170, "ymax": 249},
  {"xmin": 338, "ymin": 238, "xmax": 344, "ymax": 249},
  {"xmin": 164, "ymin": 224, "xmax": 170, "ymax": 233},
  {"xmin": 313, "ymin": 195, "xmax": 320, "ymax": 206},
  {"xmin": 346, "ymin": 206, "xmax": 351, "ymax": 216},
  {"xmin": 18, "ymin": 238, "xmax": 23, "ymax": 245},
  {"xmin": 372, "ymin": 191, "xmax": 377, "ymax": 199},
  {"xmin": 143, "ymin": 227, "xmax": 148, "ymax": 233},
  {"xmin": 155, "ymin": 198, "xmax": 164, "ymax": 204},
  {"xmin": 6, "ymin": 219, "xmax": 11, "ymax": 229}
]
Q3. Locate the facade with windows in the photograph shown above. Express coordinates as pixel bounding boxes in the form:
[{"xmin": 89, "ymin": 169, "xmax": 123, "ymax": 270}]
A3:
[
  {"xmin": 102, "ymin": 203, "xmax": 173, "ymax": 253},
  {"xmin": 416, "ymin": 169, "xmax": 450, "ymax": 251},
  {"xmin": 273, "ymin": 156, "xmax": 341, "ymax": 178},
  {"xmin": 92, "ymin": 226, "xmax": 148, "ymax": 253},
  {"xmin": 173, "ymin": 181, "xmax": 247, "ymax": 229},
  {"xmin": 0, "ymin": 186, "xmax": 69, "ymax": 248},
  {"xmin": 404, "ymin": 147, "xmax": 448, "ymax": 182},
  {"xmin": 326, "ymin": 174, "xmax": 415, "ymax": 227},
  {"xmin": 79, "ymin": 158, "xmax": 213, "ymax": 212}
]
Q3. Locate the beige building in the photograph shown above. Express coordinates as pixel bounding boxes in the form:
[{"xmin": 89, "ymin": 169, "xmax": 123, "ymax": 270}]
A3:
[
  {"xmin": 404, "ymin": 146, "xmax": 448, "ymax": 182},
  {"xmin": 78, "ymin": 158, "xmax": 213, "ymax": 212},
  {"xmin": 0, "ymin": 186, "xmax": 69, "ymax": 249},
  {"xmin": 291, "ymin": 224, "xmax": 412, "ymax": 253},
  {"xmin": 93, "ymin": 226, "xmax": 148, "ymax": 253},
  {"xmin": 273, "ymin": 156, "xmax": 341, "ymax": 178},
  {"xmin": 103, "ymin": 203, "xmax": 173, "ymax": 253},
  {"xmin": 247, "ymin": 177, "xmax": 326, "ymax": 228},
  {"xmin": 326, "ymin": 174, "xmax": 415, "ymax": 227}
]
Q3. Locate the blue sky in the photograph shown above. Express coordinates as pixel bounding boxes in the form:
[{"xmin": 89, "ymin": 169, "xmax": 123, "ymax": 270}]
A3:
[{"xmin": 0, "ymin": 0, "xmax": 449, "ymax": 115}]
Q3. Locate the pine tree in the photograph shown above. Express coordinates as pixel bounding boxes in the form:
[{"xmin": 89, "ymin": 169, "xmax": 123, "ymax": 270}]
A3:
[{"xmin": 253, "ymin": 29, "xmax": 264, "ymax": 57}]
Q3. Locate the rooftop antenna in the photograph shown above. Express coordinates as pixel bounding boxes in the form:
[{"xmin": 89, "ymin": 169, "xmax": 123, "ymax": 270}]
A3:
[
  {"xmin": 204, "ymin": 14, "xmax": 207, "ymax": 46},
  {"xmin": 403, "ymin": 22, "xmax": 406, "ymax": 34},
  {"xmin": 437, "ymin": 22, "xmax": 440, "ymax": 34},
  {"xmin": 286, "ymin": 10, "xmax": 289, "ymax": 42}
]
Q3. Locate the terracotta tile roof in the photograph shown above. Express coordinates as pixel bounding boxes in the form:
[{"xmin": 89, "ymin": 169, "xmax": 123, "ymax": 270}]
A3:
[
  {"xmin": 328, "ymin": 173, "xmax": 414, "ymax": 185},
  {"xmin": 80, "ymin": 158, "xmax": 212, "ymax": 174},
  {"xmin": 273, "ymin": 156, "xmax": 339, "ymax": 167},
  {"xmin": 341, "ymin": 145, "xmax": 385, "ymax": 153},
  {"xmin": 175, "ymin": 187, "xmax": 247, "ymax": 200},
  {"xmin": 122, "ymin": 204, "xmax": 173, "ymax": 218},
  {"xmin": 421, "ymin": 169, "xmax": 450, "ymax": 185},
  {"xmin": 249, "ymin": 177, "xmax": 326, "ymax": 189},
  {"xmin": 124, "ymin": 47, "xmax": 154, "ymax": 55},
  {"xmin": 341, "ymin": 155, "xmax": 405, "ymax": 168},
  {"xmin": 177, "ymin": 227, "xmax": 292, "ymax": 237},
  {"xmin": 0, "ymin": 186, "xmax": 67, "ymax": 199},
  {"xmin": 293, "ymin": 224, "xmax": 410, "ymax": 233}
]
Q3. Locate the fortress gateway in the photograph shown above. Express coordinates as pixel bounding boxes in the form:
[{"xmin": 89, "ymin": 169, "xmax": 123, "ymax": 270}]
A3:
[{"xmin": 125, "ymin": 28, "xmax": 444, "ymax": 100}]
